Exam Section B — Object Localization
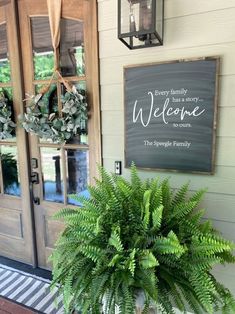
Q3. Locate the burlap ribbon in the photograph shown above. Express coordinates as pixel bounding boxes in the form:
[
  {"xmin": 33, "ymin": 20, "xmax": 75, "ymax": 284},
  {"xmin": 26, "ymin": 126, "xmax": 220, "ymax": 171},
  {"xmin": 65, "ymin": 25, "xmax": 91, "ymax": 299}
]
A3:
[
  {"xmin": 39, "ymin": 0, "xmax": 72, "ymax": 95},
  {"xmin": 47, "ymin": 0, "xmax": 62, "ymax": 71}
]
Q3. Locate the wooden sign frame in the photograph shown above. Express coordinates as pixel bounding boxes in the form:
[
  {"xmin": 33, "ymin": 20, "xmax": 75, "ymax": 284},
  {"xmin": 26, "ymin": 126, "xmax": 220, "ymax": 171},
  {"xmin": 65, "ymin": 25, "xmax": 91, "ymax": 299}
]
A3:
[{"xmin": 124, "ymin": 56, "xmax": 220, "ymax": 174}]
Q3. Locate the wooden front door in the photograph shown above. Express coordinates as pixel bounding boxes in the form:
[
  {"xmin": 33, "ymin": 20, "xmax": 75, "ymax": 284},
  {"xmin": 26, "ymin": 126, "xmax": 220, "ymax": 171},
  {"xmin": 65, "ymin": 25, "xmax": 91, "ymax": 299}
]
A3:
[{"xmin": 0, "ymin": 0, "xmax": 100, "ymax": 269}]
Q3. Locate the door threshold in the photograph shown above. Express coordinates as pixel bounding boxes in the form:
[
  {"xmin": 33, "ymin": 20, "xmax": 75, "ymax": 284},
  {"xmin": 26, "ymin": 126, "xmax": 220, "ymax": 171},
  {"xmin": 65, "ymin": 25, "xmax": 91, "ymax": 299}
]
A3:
[{"xmin": 0, "ymin": 256, "xmax": 51, "ymax": 281}]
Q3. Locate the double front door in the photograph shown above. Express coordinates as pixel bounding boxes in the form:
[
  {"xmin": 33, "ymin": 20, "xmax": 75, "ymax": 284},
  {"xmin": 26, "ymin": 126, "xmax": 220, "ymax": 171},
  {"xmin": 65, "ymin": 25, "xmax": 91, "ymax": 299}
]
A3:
[{"xmin": 0, "ymin": 0, "xmax": 100, "ymax": 269}]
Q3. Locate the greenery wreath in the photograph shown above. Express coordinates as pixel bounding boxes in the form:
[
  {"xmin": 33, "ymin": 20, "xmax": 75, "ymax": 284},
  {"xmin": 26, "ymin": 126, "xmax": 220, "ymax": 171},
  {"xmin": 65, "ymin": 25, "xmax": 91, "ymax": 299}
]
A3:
[
  {"xmin": 19, "ymin": 76, "xmax": 88, "ymax": 144},
  {"xmin": 0, "ymin": 92, "xmax": 16, "ymax": 140}
]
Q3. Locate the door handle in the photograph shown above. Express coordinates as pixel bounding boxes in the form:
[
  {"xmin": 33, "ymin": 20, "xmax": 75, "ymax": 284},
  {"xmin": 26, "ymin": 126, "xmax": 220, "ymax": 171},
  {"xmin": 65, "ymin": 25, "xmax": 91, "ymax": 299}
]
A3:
[
  {"xmin": 33, "ymin": 197, "xmax": 40, "ymax": 205},
  {"xmin": 31, "ymin": 172, "xmax": 39, "ymax": 184}
]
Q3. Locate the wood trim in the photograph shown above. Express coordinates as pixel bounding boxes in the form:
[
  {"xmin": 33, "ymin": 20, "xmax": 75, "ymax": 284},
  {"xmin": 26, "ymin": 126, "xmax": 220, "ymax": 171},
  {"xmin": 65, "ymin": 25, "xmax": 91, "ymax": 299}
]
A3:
[
  {"xmin": 0, "ymin": 7, "xmax": 4, "ymax": 19},
  {"xmin": 61, "ymin": 148, "xmax": 67, "ymax": 205},
  {"xmin": 123, "ymin": 55, "xmax": 221, "ymax": 70},
  {"xmin": 0, "ymin": 83, "xmax": 12, "ymax": 88},
  {"xmin": 62, "ymin": 0, "xmax": 83, "ymax": 20},
  {"xmin": 84, "ymin": 0, "xmax": 102, "ymax": 183},
  {"xmin": 18, "ymin": 0, "xmax": 83, "ymax": 19},
  {"xmin": 32, "ymin": 76, "xmax": 86, "ymax": 86},
  {"xmin": 0, "ymin": 155, "xmax": 3, "ymax": 195},
  {"xmin": 37, "ymin": 142, "xmax": 88, "ymax": 149},
  {"xmin": 17, "ymin": 0, "xmax": 35, "ymax": 96}
]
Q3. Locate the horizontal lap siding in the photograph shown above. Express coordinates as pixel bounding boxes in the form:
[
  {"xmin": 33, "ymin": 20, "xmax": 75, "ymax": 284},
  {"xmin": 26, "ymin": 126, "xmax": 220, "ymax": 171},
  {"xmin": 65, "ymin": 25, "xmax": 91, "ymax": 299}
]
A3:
[{"xmin": 98, "ymin": 0, "xmax": 235, "ymax": 303}]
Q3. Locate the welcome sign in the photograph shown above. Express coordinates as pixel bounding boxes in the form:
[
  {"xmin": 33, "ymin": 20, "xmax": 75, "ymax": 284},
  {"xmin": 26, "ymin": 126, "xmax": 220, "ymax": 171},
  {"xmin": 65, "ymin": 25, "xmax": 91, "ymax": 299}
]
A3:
[{"xmin": 124, "ymin": 57, "xmax": 219, "ymax": 173}]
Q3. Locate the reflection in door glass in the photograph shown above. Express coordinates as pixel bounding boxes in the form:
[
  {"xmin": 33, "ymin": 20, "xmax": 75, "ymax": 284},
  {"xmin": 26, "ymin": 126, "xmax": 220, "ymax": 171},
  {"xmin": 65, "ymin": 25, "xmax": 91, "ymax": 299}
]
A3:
[
  {"xmin": 31, "ymin": 17, "xmax": 54, "ymax": 80},
  {"xmin": 66, "ymin": 149, "xmax": 89, "ymax": 205},
  {"xmin": 0, "ymin": 146, "xmax": 21, "ymax": 196},
  {"xmin": 35, "ymin": 84, "xmax": 58, "ymax": 144},
  {"xmin": 41, "ymin": 147, "xmax": 64, "ymax": 203},
  {"xmin": 60, "ymin": 18, "xmax": 85, "ymax": 77},
  {"xmin": 35, "ymin": 84, "xmax": 58, "ymax": 113},
  {"xmin": 0, "ymin": 23, "xmax": 11, "ymax": 83},
  {"xmin": 0, "ymin": 88, "xmax": 16, "ymax": 142}
]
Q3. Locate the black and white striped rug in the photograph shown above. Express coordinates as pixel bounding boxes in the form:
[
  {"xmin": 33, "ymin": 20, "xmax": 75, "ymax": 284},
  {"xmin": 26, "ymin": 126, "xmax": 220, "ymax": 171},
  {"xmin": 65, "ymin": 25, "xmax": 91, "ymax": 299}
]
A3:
[{"xmin": 0, "ymin": 264, "xmax": 64, "ymax": 313}]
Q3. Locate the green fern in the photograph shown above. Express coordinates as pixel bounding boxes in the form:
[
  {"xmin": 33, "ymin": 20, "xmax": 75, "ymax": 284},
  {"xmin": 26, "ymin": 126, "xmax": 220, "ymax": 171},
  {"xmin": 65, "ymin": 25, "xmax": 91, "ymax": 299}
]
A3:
[{"xmin": 50, "ymin": 163, "xmax": 235, "ymax": 314}]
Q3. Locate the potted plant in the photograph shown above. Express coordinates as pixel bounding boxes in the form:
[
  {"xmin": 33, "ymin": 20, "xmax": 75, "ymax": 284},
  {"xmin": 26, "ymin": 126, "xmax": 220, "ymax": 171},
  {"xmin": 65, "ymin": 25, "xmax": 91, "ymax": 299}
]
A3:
[{"xmin": 50, "ymin": 165, "xmax": 235, "ymax": 313}]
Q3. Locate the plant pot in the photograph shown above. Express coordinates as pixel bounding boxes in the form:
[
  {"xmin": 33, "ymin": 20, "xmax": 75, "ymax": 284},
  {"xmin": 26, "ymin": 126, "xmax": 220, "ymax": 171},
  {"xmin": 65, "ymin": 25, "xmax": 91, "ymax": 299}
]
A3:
[
  {"xmin": 135, "ymin": 309, "xmax": 157, "ymax": 314},
  {"xmin": 135, "ymin": 290, "xmax": 157, "ymax": 314},
  {"xmin": 101, "ymin": 291, "xmax": 158, "ymax": 314}
]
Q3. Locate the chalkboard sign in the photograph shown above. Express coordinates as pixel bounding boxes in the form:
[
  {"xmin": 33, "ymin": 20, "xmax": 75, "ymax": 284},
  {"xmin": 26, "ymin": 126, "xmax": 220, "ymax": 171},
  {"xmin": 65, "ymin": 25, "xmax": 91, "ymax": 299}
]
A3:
[{"xmin": 124, "ymin": 57, "xmax": 219, "ymax": 174}]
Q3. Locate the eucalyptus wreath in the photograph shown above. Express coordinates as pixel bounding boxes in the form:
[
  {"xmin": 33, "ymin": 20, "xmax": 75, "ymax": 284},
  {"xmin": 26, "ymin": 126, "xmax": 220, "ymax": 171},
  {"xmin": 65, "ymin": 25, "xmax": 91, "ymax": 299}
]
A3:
[
  {"xmin": 19, "ymin": 85, "xmax": 88, "ymax": 144},
  {"xmin": 0, "ymin": 93, "xmax": 16, "ymax": 140}
]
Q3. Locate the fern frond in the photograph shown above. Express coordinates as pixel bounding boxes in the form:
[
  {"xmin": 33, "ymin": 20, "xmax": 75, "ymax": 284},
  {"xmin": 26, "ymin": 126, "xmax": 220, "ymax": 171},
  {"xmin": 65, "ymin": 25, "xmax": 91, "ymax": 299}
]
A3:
[
  {"xmin": 190, "ymin": 208, "xmax": 206, "ymax": 225},
  {"xmin": 121, "ymin": 284, "xmax": 135, "ymax": 314},
  {"xmin": 161, "ymin": 179, "xmax": 172, "ymax": 211},
  {"xmin": 167, "ymin": 200, "xmax": 198, "ymax": 222},
  {"xmin": 139, "ymin": 250, "xmax": 159, "ymax": 269},
  {"xmin": 154, "ymin": 231, "xmax": 186, "ymax": 257},
  {"xmin": 130, "ymin": 162, "xmax": 142, "ymax": 191},
  {"xmin": 78, "ymin": 245, "xmax": 104, "ymax": 262},
  {"xmin": 158, "ymin": 285, "xmax": 176, "ymax": 314},
  {"xmin": 151, "ymin": 204, "xmax": 163, "ymax": 231},
  {"xmin": 143, "ymin": 190, "xmax": 151, "ymax": 230},
  {"xmin": 135, "ymin": 268, "xmax": 158, "ymax": 301},
  {"xmin": 172, "ymin": 182, "xmax": 189, "ymax": 206},
  {"xmin": 189, "ymin": 270, "xmax": 215, "ymax": 313},
  {"xmin": 108, "ymin": 227, "xmax": 124, "ymax": 252},
  {"xmin": 191, "ymin": 235, "xmax": 233, "ymax": 256},
  {"xmin": 190, "ymin": 188, "xmax": 207, "ymax": 204}
]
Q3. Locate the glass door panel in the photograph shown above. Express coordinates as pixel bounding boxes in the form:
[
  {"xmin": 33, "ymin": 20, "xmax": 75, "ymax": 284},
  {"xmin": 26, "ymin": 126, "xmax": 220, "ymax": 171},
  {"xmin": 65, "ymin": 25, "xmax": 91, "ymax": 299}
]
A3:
[
  {"xmin": 60, "ymin": 18, "xmax": 85, "ymax": 77},
  {"xmin": 0, "ymin": 145, "xmax": 21, "ymax": 196},
  {"xmin": 40, "ymin": 147, "xmax": 64, "ymax": 203},
  {"xmin": 66, "ymin": 149, "xmax": 89, "ymax": 205},
  {"xmin": 0, "ymin": 23, "xmax": 11, "ymax": 83}
]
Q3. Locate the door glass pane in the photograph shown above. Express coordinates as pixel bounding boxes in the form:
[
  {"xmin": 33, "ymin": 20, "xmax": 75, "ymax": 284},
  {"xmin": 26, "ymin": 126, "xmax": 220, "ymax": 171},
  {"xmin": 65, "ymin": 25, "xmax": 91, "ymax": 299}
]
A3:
[
  {"xmin": 0, "ymin": 87, "xmax": 16, "ymax": 142},
  {"xmin": 0, "ymin": 23, "xmax": 11, "ymax": 83},
  {"xmin": 66, "ymin": 149, "xmax": 89, "ymax": 205},
  {"xmin": 40, "ymin": 147, "xmax": 64, "ymax": 203},
  {"xmin": 31, "ymin": 17, "xmax": 54, "ymax": 80},
  {"xmin": 60, "ymin": 18, "xmax": 85, "ymax": 77},
  {"xmin": 0, "ymin": 146, "xmax": 21, "ymax": 196}
]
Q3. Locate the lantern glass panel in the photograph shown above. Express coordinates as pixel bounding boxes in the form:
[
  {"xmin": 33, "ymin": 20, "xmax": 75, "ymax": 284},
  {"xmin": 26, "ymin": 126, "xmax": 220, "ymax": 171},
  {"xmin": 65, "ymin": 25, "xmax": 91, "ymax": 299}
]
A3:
[
  {"xmin": 120, "ymin": 0, "xmax": 154, "ymax": 34},
  {"xmin": 156, "ymin": 0, "xmax": 163, "ymax": 39},
  {"xmin": 120, "ymin": 0, "xmax": 131, "ymax": 35},
  {"xmin": 139, "ymin": 0, "xmax": 153, "ymax": 32}
]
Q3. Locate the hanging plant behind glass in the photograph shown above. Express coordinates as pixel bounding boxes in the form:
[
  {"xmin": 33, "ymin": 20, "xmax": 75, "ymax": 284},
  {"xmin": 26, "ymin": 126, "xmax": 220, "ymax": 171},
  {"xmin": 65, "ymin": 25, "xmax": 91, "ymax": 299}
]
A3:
[{"xmin": 0, "ymin": 92, "xmax": 16, "ymax": 140}]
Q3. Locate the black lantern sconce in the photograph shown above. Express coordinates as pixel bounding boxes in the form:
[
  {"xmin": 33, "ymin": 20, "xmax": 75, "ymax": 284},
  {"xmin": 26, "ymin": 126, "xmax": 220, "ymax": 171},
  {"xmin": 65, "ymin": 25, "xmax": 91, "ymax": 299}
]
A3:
[{"xmin": 118, "ymin": 0, "xmax": 164, "ymax": 49}]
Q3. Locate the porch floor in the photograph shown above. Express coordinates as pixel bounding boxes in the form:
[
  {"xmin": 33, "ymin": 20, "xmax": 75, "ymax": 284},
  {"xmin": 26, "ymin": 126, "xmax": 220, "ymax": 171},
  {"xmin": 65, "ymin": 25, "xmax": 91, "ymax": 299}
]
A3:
[
  {"xmin": 0, "ymin": 263, "xmax": 63, "ymax": 314},
  {"xmin": 0, "ymin": 296, "xmax": 38, "ymax": 314}
]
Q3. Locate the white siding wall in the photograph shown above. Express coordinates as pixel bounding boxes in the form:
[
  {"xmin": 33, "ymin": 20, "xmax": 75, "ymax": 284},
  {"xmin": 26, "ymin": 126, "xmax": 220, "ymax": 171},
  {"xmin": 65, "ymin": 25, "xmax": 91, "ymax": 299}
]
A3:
[{"xmin": 98, "ymin": 0, "xmax": 235, "ymax": 304}]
